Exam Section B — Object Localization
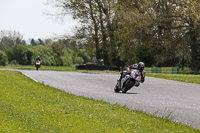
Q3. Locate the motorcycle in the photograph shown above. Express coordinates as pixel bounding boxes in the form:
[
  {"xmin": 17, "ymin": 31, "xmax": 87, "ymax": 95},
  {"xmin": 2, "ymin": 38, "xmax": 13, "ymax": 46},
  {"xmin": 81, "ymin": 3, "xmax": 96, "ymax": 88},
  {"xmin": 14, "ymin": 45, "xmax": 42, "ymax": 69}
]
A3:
[
  {"xmin": 114, "ymin": 70, "xmax": 141, "ymax": 93},
  {"xmin": 35, "ymin": 60, "xmax": 41, "ymax": 70}
]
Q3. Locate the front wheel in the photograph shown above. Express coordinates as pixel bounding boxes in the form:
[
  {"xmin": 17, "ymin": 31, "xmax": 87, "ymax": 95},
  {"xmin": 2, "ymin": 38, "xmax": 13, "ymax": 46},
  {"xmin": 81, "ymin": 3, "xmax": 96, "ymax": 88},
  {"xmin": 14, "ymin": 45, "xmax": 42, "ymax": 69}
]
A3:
[{"xmin": 122, "ymin": 79, "xmax": 135, "ymax": 93}]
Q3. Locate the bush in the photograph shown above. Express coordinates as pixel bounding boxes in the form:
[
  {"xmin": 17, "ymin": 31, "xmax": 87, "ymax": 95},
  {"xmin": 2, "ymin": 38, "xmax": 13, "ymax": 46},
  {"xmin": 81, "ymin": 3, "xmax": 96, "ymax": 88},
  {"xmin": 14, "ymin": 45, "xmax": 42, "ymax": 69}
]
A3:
[
  {"xmin": 78, "ymin": 50, "xmax": 92, "ymax": 64},
  {"xmin": 31, "ymin": 45, "xmax": 57, "ymax": 66},
  {"xmin": 75, "ymin": 57, "xmax": 84, "ymax": 64},
  {"xmin": 0, "ymin": 50, "xmax": 8, "ymax": 66},
  {"xmin": 58, "ymin": 54, "xmax": 73, "ymax": 66},
  {"xmin": 31, "ymin": 45, "xmax": 73, "ymax": 66},
  {"xmin": 9, "ymin": 60, "xmax": 19, "ymax": 65}
]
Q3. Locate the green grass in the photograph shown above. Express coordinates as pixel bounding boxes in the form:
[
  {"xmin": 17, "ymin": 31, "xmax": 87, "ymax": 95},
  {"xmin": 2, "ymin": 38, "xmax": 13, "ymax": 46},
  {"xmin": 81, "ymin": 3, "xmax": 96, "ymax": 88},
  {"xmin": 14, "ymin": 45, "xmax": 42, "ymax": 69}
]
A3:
[
  {"xmin": 146, "ymin": 73, "xmax": 200, "ymax": 84},
  {"xmin": 0, "ymin": 65, "xmax": 76, "ymax": 71},
  {"xmin": 0, "ymin": 70, "xmax": 199, "ymax": 132}
]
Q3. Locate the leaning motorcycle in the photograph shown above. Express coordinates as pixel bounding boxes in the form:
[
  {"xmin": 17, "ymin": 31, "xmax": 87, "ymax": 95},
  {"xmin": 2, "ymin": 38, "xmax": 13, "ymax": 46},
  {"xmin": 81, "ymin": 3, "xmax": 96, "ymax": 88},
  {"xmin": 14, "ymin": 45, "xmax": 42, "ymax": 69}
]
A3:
[
  {"xmin": 35, "ymin": 60, "xmax": 41, "ymax": 70},
  {"xmin": 114, "ymin": 70, "xmax": 141, "ymax": 93}
]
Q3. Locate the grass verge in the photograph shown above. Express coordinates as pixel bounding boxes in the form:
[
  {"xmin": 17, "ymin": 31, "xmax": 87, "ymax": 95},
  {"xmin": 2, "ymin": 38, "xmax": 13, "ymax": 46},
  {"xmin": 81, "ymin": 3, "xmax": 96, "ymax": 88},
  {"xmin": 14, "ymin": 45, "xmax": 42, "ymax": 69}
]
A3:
[
  {"xmin": 0, "ymin": 70, "xmax": 199, "ymax": 132},
  {"xmin": 0, "ymin": 65, "xmax": 76, "ymax": 71},
  {"xmin": 146, "ymin": 73, "xmax": 200, "ymax": 84}
]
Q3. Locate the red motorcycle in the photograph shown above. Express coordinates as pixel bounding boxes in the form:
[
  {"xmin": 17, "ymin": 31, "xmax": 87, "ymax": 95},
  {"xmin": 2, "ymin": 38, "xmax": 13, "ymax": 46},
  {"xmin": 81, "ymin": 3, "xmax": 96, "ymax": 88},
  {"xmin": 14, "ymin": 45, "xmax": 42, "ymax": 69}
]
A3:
[{"xmin": 35, "ymin": 60, "xmax": 41, "ymax": 70}]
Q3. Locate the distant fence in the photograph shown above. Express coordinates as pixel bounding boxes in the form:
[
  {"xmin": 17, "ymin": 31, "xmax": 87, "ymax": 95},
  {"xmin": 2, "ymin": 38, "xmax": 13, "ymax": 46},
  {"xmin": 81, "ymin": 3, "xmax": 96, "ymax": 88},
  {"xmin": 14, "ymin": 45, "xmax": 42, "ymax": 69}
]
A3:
[
  {"xmin": 75, "ymin": 65, "xmax": 179, "ymax": 74},
  {"xmin": 75, "ymin": 64, "xmax": 120, "ymax": 71},
  {"xmin": 145, "ymin": 67, "xmax": 179, "ymax": 74}
]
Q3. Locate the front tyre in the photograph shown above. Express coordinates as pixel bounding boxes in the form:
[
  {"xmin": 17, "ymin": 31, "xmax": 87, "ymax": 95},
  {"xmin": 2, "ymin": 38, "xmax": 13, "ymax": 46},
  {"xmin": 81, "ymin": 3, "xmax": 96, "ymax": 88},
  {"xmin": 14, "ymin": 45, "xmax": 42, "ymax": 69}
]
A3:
[{"xmin": 122, "ymin": 79, "xmax": 135, "ymax": 93}]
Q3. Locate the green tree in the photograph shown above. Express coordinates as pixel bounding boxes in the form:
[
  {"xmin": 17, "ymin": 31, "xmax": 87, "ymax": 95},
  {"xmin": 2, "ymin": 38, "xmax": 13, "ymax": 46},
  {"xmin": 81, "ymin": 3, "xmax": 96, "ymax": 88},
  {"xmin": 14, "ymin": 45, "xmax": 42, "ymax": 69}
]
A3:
[
  {"xmin": 32, "ymin": 45, "xmax": 57, "ymax": 66},
  {"xmin": 50, "ymin": 0, "xmax": 200, "ymax": 71},
  {"xmin": 136, "ymin": 45, "xmax": 155, "ymax": 67},
  {"xmin": 59, "ymin": 53, "xmax": 73, "ymax": 66},
  {"xmin": 26, "ymin": 49, "xmax": 34, "ymax": 65},
  {"xmin": 31, "ymin": 44, "xmax": 74, "ymax": 66},
  {"xmin": 50, "ymin": 0, "xmax": 132, "ymax": 65},
  {"xmin": 0, "ymin": 30, "xmax": 25, "ymax": 51},
  {"xmin": 51, "ymin": 41, "xmax": 65, "ymax": 56},
  {"xmin": 0, "ymin": 50, "xmax": 8, "ymax": 66},
  {"xmin": 6, "ymin": 45, "xmax": 28, "ymax": 65},
  {"xmin": 0, "ymin": 36, "xmax": 14, "ymax": 51},
  {"xmin": 38, "ymin": 39, "xmax": 44, "ymax": 45},
  {"xmin": 30, "ymin": 39, "xmax": 37, "ymax": 46}
]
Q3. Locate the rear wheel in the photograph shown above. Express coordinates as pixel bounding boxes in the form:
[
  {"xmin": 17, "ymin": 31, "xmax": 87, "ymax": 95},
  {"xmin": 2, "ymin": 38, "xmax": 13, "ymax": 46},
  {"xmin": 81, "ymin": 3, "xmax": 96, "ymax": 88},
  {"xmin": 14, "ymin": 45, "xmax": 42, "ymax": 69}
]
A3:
[{"xmin": 114, "ymin": 85, "xmax": 120, "ymax": 93}]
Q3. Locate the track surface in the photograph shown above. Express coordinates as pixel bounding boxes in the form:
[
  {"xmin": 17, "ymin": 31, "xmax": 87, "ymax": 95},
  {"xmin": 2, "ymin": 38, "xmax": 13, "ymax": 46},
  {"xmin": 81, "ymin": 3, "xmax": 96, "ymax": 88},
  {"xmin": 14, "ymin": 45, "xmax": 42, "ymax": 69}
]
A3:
[{"xmin": 19, "ymin": 70, "xmax": 200, "ymax": 129}]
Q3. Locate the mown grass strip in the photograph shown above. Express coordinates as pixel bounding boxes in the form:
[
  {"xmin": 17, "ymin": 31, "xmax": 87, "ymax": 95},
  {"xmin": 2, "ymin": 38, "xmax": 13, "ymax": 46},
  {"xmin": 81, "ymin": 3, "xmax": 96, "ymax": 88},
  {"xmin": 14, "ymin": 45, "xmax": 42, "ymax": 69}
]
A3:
[
  {"xmin": 0, "ymin": 70, "xmax": 199, "ymax": 132},
  {"xmin": 0, "ymin": 65, "xmax": 76, "ymax": 71},
  {"xmin": 146, "ymin": 73, "xmax": 200, "ymax": 84}
]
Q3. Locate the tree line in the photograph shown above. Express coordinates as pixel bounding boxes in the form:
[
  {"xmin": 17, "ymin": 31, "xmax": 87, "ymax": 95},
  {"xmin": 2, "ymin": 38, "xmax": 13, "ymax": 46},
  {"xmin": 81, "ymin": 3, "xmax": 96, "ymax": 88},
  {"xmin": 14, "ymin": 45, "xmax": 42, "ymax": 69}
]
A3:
[
  {"xmin": 49, "ymin": 0, "xmax": 200, "ymax": 71},
  {"xmin": 0, "ymin": 30, "xmax": 91, "ymax": 66}
]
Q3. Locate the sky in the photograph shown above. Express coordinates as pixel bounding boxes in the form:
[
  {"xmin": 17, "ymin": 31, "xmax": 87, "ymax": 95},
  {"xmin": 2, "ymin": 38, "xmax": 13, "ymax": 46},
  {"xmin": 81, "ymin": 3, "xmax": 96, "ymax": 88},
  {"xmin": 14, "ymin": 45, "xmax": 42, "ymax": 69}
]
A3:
[{"xmin": 0, "ymin": 0, "xmax": 79, "ymax": 40}]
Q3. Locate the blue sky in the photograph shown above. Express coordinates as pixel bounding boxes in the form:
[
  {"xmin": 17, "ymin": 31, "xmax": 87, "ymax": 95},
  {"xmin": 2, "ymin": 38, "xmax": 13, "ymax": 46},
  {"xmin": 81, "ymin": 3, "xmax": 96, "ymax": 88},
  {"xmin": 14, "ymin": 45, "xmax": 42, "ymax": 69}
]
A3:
[{"xmin": 0, "ymin": 0, "xmax": 79, "ymax": 40}]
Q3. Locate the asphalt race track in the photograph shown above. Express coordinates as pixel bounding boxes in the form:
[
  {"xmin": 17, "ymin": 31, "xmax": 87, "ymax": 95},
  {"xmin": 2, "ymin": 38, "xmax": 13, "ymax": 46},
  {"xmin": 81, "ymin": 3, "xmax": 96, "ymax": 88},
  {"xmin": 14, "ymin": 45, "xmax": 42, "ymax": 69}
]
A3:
[{"xmin": 19, "ymin": 70, "xmax": 200, "ymax": 129}]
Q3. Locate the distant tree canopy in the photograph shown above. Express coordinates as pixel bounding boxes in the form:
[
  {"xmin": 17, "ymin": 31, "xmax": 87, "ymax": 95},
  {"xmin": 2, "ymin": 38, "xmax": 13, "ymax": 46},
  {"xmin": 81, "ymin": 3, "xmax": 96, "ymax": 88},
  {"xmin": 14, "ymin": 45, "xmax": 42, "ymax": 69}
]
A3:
[
  {"xmin": 49, "ymin": 0, "xmax": 200, "ymax": 71},
  {"xmin": 4, "ymin": 38, "xmax": 91, "ymax": 66},
  {"xmin": 0, "ymin": 30, "xmax": 25, "ymax": 51},
  {"xmin": 30, "ymin": 38, "xmax": 46, "ymax": 46},
  {"xmin": 0, "ymin": 30, "xmax": 92, "ymax": 66}
]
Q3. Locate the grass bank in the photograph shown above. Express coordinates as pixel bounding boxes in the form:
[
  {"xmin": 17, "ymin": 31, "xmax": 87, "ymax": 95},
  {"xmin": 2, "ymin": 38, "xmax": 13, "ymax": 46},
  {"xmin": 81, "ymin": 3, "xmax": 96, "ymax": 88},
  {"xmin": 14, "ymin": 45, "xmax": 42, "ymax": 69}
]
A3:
[
  {"xmin": 146, "ymin": 73, "xmax": 200, "ymax": 84},
  {"xmin": 0, "ymin": 65, "xmax": 75, "ymax": 71},
  {"xmin": 0, "ymin": 70, "xmax": 199, "ymax": 132}
]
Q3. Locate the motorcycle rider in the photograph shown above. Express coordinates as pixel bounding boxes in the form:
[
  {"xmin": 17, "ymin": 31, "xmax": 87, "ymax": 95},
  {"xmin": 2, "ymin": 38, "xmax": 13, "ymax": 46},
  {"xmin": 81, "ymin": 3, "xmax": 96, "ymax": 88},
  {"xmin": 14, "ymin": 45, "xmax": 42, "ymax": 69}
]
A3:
[
  {"xmin": 35, "ymin": 55, "xmax": 41, "ymax": 61},
  {"xmin": 35, "ymin": 55, "xmax": 42, "ymax": 66},
  {"xmin": 119, "ymin": 62, "xmax": 145, "ymax": 87}
]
